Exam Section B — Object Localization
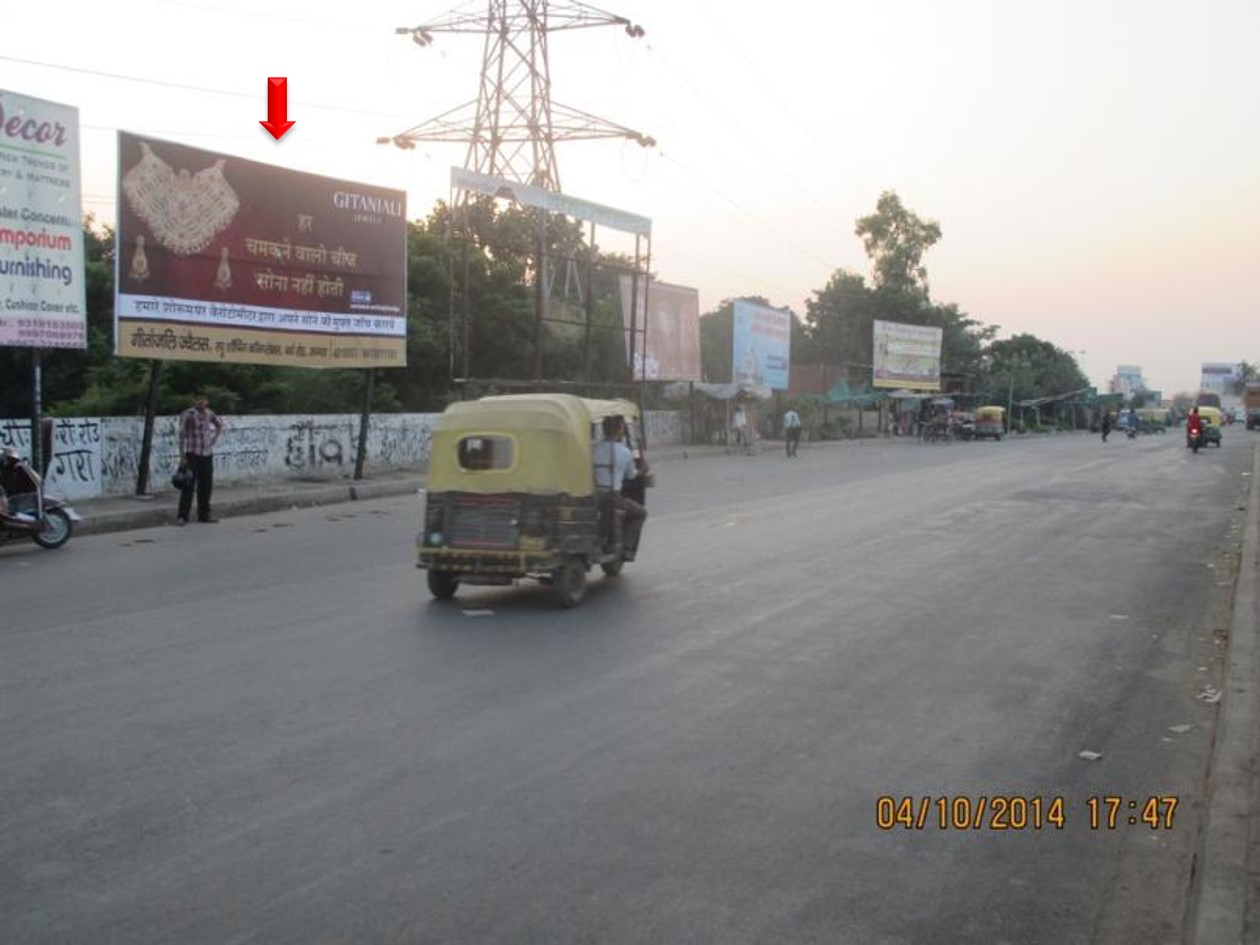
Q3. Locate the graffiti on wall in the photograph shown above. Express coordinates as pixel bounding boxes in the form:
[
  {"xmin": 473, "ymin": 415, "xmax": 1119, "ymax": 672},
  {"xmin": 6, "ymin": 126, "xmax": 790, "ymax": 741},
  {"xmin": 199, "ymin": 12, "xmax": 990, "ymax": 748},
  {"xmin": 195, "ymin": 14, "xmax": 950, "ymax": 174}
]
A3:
[
  {"xmin": 46, "ymin": 419, "xmax": 102, "ymax": 499},
  {"xmin": 1, "ymin": 417, "xmax": 103, "ymax": 500},
  {"xmin": 1, "ymin": 410, "xmax": 678, "ymax": 498},
  {"xmin": 644, "ymin": 410, "xmax": 686, "ymax": 447},
  {"xmin": 285, "ymin": 420, "xmax": 355, "ymax": 471}
]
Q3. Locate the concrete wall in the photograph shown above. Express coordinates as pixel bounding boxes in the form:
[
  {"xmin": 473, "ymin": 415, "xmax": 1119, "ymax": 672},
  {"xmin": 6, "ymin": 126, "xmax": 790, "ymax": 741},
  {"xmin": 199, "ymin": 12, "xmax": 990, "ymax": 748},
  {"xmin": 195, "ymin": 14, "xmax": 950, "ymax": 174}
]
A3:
[{"xmin": 1, "ymin": 410, "xmax": 685, "ymax": 500}]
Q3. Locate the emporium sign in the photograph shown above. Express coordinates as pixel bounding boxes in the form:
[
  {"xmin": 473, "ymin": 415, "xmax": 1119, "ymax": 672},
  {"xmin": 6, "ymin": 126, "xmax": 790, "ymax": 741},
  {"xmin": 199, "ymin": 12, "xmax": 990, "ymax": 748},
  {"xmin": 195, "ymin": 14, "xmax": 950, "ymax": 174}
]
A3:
[
  {"xmin": 114, "ymin": 132, "xmax": 407, "ymax": 368},
  {"xmin": 0, "ymin": 89, "xmax": 86, "ymax": 349}
]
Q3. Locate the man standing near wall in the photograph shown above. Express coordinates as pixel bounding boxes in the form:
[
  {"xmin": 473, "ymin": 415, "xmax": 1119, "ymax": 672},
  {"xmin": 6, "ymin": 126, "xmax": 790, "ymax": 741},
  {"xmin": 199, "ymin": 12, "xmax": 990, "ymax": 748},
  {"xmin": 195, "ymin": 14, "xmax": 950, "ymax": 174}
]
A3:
[{"xmin": 176, "ymin": 392, "xmax": 225, "ymax": 525}]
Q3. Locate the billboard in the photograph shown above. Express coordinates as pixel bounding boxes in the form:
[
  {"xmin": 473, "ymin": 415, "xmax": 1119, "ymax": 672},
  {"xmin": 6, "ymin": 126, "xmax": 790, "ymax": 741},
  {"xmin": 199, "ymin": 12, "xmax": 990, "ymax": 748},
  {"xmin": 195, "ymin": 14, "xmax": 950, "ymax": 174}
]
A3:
[
  {"xmin": 0, "ymin": 90, "xmax": 86, "ymax": 349},
  {"xmin": 618, "ymin": 277, "xmax": 701, "ymax": 381},
  {"xmin": 115, "ymin": 133, "xmax": 407, "ymax": 368},
  {"xmin": 454, "ymin": 167, "xmax": 650, "ymax": 236},
  {"xmin": 732, "ymin": 300, "xmax": 791, "ymax": 390},
  {"xmin": 872, "ymin": 320, "xmax": 942, "ymax": 391},
  {"xmin": 1200, "ymin": 362, "xmax": 1237, "ymax": 394}
]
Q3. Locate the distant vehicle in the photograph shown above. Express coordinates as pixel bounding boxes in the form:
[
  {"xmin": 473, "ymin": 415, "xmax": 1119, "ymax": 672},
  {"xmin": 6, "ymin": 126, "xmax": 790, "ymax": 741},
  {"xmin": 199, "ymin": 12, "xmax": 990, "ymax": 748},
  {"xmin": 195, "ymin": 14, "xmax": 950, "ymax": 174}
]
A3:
[
  {"xmin": 1136, "ymin": 408, "xmax": 1167, "ymax": 433},
  {"xmin": 973, "ymin": 405, "xmax": 1005, "ymax": 440},
  {"xmin": 1195, "ymin": 391, "xmax": 1222, "ymax": 410},
  {"xmin": 1196, "ymin": 405, "xmax": 1224, "ymax": 428},
  {"xmin": 1245, "ymin": 384, "xmax": 1260, "ymax": 431}
]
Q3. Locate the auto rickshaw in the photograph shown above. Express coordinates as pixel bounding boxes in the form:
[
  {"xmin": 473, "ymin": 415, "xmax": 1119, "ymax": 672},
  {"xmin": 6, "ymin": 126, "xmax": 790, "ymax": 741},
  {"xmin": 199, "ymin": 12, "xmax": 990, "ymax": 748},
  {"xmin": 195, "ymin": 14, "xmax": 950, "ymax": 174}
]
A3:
[
  {"xmin": 1136, "ymin": 408, "xmax": 1167, "ymax": 434},
  {"xmin": 1198, "ymin": 406, "xmax": 1223, "ymax": 448},
  {"xmin": 973, "ymin": 405, "xmax": 1005, "ymax": 440},
  {"xmin": 417, "ymin": 393, "xmax": 648, "ymax": 607}
]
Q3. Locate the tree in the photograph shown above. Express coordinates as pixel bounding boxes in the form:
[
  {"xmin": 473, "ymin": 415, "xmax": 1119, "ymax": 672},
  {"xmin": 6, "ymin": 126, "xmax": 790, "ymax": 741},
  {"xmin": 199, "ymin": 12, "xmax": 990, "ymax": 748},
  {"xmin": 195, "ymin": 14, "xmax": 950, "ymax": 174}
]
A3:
[
  {"xmin": 854, "ymin": 191, "xmax": 942, "ymax": 297},
  {"xmin": 981, "ymin": 334, "xmax": 1089, "ymax": 405},
  {"xmin": 1231, "ymin": 361, "xmax": 1258, "ymax": 395},
  {"xmin": 803, "ymin": 270, "xmax": 873, "ymax": 387},
  {"xmin": 934, "ymin": 303, "xmax": 997, "ymax": 390}
]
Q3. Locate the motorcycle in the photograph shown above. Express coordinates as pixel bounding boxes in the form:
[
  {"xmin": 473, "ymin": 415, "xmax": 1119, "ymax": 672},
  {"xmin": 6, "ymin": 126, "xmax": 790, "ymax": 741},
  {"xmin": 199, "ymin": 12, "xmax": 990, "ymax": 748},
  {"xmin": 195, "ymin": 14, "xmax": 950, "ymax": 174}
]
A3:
[
  {"xmin": 1188, "ymin": 426, "xmax": 1202, "ymax": 454},
  {"xmin": 0, "ymin": 448, "xmax": 81, "ymax": 549}
]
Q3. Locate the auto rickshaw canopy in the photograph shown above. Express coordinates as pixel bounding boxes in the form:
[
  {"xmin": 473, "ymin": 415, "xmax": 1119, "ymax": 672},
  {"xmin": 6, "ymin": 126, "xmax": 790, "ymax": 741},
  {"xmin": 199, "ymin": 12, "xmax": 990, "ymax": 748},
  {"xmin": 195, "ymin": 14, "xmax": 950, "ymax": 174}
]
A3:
[{"xmin": 427, "ymin": 393, "xmax": 640, "ymax": 497}]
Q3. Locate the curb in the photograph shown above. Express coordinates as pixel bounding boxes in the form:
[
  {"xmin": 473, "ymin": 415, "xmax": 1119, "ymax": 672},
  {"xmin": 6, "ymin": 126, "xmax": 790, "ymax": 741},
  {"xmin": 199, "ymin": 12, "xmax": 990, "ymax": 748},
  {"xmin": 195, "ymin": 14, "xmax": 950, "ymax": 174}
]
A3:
[
  {"xmin": 1191, "ymin": 441, "xmax": 1260, "ymax": 943},
  {"xmin": 75, "ymin": 478, "xmax": 426, "ymax": 538}
]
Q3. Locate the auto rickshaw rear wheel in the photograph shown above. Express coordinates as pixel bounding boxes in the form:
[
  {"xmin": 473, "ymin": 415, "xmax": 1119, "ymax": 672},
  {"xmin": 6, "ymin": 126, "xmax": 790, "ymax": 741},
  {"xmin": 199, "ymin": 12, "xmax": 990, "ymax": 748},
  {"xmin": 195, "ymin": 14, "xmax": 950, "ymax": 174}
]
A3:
[
  {"xmin": 552, "ymin": 557, "xmax": 587, "ymax": 607},
  {"xmin": 427, "ymin": 570, "xmax": 460, "ymax": 600}
]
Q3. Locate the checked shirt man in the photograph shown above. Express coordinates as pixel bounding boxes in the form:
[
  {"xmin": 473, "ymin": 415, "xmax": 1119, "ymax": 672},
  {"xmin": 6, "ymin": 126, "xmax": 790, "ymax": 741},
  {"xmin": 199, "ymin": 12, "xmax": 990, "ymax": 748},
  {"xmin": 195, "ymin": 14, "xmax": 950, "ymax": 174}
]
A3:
[{"xmin": 176, "ymin": 392, "xmax": 225, "ymax": 525}]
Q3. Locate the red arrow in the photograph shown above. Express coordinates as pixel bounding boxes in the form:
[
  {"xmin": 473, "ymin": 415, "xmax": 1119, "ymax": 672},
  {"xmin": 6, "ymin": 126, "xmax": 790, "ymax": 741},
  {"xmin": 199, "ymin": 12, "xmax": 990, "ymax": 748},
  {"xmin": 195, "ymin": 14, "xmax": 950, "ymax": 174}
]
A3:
[{"xmin": 260, "ymin": 77, "xmax": 295, "ymax": 140}]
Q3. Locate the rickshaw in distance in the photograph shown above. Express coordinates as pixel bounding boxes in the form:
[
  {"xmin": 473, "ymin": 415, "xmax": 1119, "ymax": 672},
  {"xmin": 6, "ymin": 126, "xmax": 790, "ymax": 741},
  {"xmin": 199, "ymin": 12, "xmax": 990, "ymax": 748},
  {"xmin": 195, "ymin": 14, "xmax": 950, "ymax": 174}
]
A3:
[
  {"xmin": 417, "ymin": 394, "xmax": 648, "ymax": 608},
  {"xmin": 973, "ymin": 405, "xmax": 1006, "ymax": 440}
]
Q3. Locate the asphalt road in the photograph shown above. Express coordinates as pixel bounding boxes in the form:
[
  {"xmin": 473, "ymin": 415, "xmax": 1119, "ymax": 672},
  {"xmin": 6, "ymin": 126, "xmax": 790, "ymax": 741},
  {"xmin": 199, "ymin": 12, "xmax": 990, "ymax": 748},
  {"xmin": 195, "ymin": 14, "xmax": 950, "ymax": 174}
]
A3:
[{"xmin": 1, "ymin": 430, "xmax": 1252, "ymax": 944}]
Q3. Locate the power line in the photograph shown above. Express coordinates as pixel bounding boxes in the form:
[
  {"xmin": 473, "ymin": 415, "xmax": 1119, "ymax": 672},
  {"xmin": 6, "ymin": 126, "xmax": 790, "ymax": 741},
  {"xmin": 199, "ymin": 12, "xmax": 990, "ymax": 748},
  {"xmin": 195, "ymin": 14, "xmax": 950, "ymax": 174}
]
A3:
[
  {"xmin": 0, "ymin": 55, "xmax": 418, "ymax": 122},
  {"xmin": 640, "ymin": 41, "xmax": 848, "ymax": 255}
]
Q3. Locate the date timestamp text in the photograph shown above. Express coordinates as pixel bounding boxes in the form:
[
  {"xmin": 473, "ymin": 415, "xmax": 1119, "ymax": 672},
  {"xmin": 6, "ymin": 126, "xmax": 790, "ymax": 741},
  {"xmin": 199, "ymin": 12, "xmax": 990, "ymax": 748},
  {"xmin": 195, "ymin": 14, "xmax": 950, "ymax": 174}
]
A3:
[{"xmin": 876, "ymin": 795, "xmax": 1179, "ymax": 831}]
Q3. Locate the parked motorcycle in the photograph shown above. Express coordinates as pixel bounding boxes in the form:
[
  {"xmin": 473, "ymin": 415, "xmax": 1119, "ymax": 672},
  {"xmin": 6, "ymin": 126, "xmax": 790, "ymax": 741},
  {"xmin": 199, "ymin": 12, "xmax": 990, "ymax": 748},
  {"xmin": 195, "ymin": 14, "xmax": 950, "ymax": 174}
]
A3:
[{"xmin": 0, "ymin": 448, "xmax": 80, "ymax": 549}]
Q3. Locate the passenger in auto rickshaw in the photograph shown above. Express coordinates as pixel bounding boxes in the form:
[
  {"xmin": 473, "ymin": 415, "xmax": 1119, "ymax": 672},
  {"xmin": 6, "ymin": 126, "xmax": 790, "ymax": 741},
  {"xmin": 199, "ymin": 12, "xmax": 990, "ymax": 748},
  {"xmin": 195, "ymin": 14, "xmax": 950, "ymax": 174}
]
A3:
[{"xmin": 593, "ymin": 415, "xmax": 649, "ymax": 560}]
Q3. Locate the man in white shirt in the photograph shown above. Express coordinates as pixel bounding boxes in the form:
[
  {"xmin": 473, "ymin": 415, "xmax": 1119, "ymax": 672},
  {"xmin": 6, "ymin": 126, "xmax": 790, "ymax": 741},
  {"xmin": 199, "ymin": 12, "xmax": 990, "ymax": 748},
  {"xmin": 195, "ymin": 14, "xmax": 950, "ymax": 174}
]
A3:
[
  {"xmin": 731, "ymin": 404, "xmax": 747, "ymax": 451},
  {"xmin": 783, "ymin": 407, "xmax": 802, "ymax": 457},
  {"xmin": 592, "ymin": 415, "xmax": 648, "ymax": 559}
]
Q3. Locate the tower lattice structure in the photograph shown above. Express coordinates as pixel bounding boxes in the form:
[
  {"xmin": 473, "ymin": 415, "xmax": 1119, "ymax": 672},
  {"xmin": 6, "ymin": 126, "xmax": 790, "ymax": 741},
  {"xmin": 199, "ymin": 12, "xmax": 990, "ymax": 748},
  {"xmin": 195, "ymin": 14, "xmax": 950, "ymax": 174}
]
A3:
[{"xmin": 381, "ymin": 0, "xmax": 654, "ymax": 192}]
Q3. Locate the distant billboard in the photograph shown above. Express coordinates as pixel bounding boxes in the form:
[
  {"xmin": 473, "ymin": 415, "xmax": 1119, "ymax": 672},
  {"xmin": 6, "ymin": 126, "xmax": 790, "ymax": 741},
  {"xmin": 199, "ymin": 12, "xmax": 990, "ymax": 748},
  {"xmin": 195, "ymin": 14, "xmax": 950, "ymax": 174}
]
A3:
[
  {"xmin": 0, "ymin": 89, "xmax": 86, "ymax": 349},
  {"xmin": 732, "ymin": 300, "xmax": 791, "ymax": 390},
  {"xmin": 114, "ymin": 132, "xmax": 407, "ymax": 368},
  {"xmin": 1200, "ymin": 362, "xmax": 1238, "ymax": 394},
  {"xmin": 872, "ymin": 320, "xmax": 942, "ymax": 391},
  {"xmin": 618, "ymin": 277, "xmax": 701, "ymax": 381}
]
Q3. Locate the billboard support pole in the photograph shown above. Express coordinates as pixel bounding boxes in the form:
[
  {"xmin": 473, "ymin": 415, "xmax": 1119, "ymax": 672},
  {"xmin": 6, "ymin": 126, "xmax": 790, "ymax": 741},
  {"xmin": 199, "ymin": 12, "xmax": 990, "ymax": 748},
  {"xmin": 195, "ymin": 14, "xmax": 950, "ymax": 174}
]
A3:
[
  {"xmin": 533, "ymin": 208, "xmax": 547, "ymax": 381},
  {"xmin": 583, "ymin": 222, "xmax": 596, "ymax": 384},
  {"xmin": 627, "ymin": 235, "xmax": 641, "ymax": 387},
  {"xmin": 135, "ymin": 359, "xmax": 162, "ymax": 496},
  {"xmin": 639, "ymin": 240, "xmax": 652, "ymax": 445},
  {"xmin": 461, "ymin": 241, "xmax": 472, "ymax": 389},
  {"xmin": 354, "ymin": 368, "xmax": 374, "ymax": 482},
  {"xmin": 29, "ymin": 349, "xmax": 43, "ymax": 479}
]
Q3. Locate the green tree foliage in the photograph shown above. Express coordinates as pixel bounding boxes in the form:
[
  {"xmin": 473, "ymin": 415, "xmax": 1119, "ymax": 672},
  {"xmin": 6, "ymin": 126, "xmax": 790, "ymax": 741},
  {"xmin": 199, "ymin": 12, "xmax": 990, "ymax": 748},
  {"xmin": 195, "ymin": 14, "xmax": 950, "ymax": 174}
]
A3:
[
  {"xmin": 803, "ymin": 194, "xmax": 992, "ymax": 393},
  {"xmin": 1230, "ymin": 361, "xmax": 1258, "ymax": 395},
  {"xmin": 804, "ymin": 271, "xmax": 873, "ymax": 382},
  {"xmin": 699, "ymin": 302, "xmax": 734, "ymax": 383},
  {"xmin": 980, "ymin": 334, "xmax": 1089, "ymax": 404},
  {"xmin": 854, "ymin": 191, "xmax": 942, "ymax": 297}
]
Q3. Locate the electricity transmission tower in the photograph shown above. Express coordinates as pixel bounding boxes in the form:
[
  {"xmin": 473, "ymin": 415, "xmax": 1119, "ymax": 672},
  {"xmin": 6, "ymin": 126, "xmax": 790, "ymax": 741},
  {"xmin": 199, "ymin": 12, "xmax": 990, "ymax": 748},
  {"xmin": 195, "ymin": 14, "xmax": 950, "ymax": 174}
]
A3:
[
  {"xmin": 379, "ymin": 1, "xmax": 656, "ymax": 388},
  {"xmin": 379, "ymin": 0, "xmax": 654, "ymax": 192}
]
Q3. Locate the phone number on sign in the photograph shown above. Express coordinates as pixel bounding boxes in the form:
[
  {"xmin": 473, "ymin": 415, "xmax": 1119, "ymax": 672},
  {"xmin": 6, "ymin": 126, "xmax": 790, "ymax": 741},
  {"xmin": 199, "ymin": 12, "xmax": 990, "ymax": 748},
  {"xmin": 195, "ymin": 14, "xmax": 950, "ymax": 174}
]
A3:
[{"xmin": 876, "ymin": 795, "xmax": 1179, "ymax": 831}]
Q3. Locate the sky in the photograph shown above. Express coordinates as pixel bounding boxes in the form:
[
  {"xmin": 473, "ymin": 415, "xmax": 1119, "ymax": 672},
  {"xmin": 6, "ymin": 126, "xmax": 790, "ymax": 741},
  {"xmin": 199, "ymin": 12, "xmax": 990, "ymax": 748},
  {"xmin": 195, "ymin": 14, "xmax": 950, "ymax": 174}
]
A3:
[{"xmin": 4, "ymin": 0, "xmax": 1258, "ymax": 397}]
